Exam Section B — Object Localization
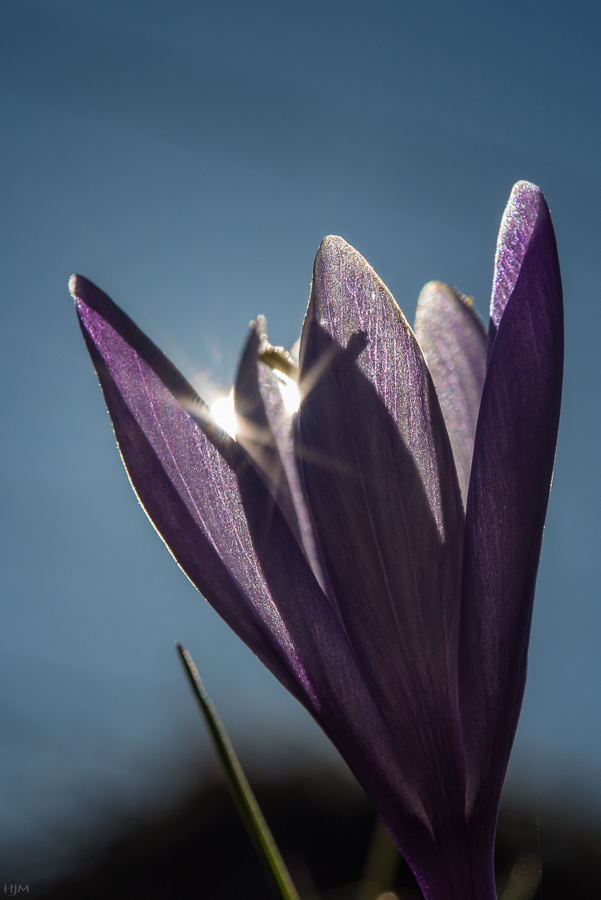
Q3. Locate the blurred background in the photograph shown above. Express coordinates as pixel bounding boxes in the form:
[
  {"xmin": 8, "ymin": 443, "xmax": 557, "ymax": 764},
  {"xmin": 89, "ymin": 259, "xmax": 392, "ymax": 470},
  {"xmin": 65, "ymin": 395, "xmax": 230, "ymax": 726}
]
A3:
[{"xmin": 1, "ymin": 0, "xmax": 600, "ymax": 895}]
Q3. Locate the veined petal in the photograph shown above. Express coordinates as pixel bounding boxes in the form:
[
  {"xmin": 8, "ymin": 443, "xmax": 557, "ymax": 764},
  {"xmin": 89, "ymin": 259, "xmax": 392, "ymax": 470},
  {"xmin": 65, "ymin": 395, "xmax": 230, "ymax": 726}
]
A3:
[
  {"xmin": 489, "ymin": 181, "xmax": 541, "ymax": 350},
  {"xmin": 73, "ymin": 274, "xmax": 326, "ymax": 703},
  {"xmin": 460, "ymin": 190, "xmax": 563, "ymax": 823},
  {"xmin": 298, "ymin": 237, "xmax": 465, "ymax": 825},
  {"xmin": 256, "ymin": 357, "xmax": 333, "ymax": 599},
  {"xmin": 234, "ymin": 322, "xmax": 330, "ymax": 595},
  {"xmin": 234, "ymin": 322, "xmax": 301, "ymax": 542},
  {"xmin": 415, "ymin": 283, "xmax": 487, "ymax": 504}
]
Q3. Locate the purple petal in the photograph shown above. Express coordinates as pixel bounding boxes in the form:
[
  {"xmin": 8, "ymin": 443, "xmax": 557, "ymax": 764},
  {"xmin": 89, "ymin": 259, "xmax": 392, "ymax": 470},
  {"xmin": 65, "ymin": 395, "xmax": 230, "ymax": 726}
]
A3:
[
  {"xmin": 233, "ymin": 319, "xmax": 331, "ymax": 595},
  {"xmin": 233, "ymin": 320, "xmax": 329, "ymax": 586},
  {"xmin": 489, "ymin": 181, "xmax": 541, "ymax": 348},
  {"xmin": 460, "ymin": 191, "xmax": 563, "ymax": 823},
  {"xmin": 414, "ymin": 282, "xmax": 487, "ymax": 505},
  {"xmin": 72, "ymin": 273, "xmax": 327, "ymax": 703},
  {"xmin": 298, "ymin": 237, "xmax": 466, "ymax": 827},
  {"xmin": 234, "ymin": 321, "xmax": 303, "ymax": 542},
  {"xmin": 254, "ymin": 355, "xmax": 332, "ymax": 599}
]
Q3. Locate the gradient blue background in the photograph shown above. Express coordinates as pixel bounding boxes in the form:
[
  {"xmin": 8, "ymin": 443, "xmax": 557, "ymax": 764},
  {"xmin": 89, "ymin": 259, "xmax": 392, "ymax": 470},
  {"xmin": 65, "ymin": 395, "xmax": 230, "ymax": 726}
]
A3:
[{"xmin": 1, "ymin": 0, "xmax": 599, "ymax": 877}]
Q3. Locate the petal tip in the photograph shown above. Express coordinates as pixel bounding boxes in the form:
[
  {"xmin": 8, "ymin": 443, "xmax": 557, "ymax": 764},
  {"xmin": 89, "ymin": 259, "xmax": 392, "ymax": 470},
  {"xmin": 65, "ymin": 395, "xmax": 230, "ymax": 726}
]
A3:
[
  {"xmin": 510, "ymin": 179, "xmax": 541, "ymax": 199},
  {"xmin": 491, "ymin": 181, "xmax": 545, "ymax": 326},
  {"xmin": 319, "ymin": 234, "xmax": 347, "ymax": 247},
  {"xmin": 417, "ymin": 281, "xmax": 483, "ymax": 324},
  {"xmin": 70, "ymin": 273, "xmax": 98, "ymax": 310},
  {"xmin": 421, "ymin": 279, "xmax": 447, "ymax": 292},
  {"xmin": 417, "ymin": 281, "xmax": 458, "ymax": 307},
  {"xmin": 315, "ymin": 234, "xmax": 351, "ymax": 263}
]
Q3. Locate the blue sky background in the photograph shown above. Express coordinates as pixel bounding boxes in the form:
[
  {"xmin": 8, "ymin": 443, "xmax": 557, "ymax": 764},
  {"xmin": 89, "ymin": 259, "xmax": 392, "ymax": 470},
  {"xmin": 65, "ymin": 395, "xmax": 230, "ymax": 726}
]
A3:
[{"xmin": 1, "ymin": 0, "xmax": 600, "ymax": 876}]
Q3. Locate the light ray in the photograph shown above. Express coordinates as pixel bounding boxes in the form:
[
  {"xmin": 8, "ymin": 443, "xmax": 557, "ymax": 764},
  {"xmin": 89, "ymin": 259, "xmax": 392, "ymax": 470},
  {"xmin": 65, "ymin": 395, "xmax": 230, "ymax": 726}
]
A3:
[{"xmin": 210, "ymin": 391, "xmax": 238, "ymax": 438}]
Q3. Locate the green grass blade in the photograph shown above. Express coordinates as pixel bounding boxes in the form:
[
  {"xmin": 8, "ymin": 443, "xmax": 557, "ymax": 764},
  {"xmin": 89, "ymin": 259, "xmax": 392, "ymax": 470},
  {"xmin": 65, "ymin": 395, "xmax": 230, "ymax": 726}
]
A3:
[
  {"xmin": 499, "ymin": 854, "xmax": 542, "ymax": 900},
  {"xmin": 176, "ymin": 643, "xmax": 302, "ymax": 900},
  {"xmin": 356, "ymin": 816, "xmax": 400, "ymax": 900}
]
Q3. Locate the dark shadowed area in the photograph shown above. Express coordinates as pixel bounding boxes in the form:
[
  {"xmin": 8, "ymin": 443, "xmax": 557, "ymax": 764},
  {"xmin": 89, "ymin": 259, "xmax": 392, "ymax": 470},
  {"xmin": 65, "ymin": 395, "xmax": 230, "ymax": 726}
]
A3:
[{"xmin": 3, "ymin": 768, "xmax": 601, "ymax": 900}]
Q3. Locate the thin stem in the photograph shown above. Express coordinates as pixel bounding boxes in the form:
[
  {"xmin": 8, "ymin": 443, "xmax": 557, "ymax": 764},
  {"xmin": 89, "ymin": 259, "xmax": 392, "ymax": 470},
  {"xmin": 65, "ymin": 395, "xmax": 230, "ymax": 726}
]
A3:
[{"xmin": 176, "ymin": 643, "xmax": 302, "ymax": 900}]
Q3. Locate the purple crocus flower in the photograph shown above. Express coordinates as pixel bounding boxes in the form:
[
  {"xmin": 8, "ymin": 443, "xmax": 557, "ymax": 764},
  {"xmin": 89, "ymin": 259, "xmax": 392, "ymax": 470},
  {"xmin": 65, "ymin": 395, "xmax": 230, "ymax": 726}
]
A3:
[{"xmin": 73, "ymin": 181, "xmax": 562, "ymax": 900}]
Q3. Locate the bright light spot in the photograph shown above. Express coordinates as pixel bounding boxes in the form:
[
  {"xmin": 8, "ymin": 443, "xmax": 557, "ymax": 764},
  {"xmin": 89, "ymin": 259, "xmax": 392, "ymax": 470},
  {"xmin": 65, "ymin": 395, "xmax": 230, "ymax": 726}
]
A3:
[
  {"xmin": 276, "ymin": 372, "xmax": 301, "ymax": 414},
  {"xmin": 210, "ymin": 391, "xmax": 238, "ymax": 438}
]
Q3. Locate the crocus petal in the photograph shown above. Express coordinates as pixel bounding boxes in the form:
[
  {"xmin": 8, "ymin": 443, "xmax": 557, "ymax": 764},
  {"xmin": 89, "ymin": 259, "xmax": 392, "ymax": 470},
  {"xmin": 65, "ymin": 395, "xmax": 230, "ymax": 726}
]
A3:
[
  {"xmin": 233, "ymin": 318, "xmax": 329, "ymax": 594},
  {"xmin": 234, "ymin": 321, "xmax": 303, "ymax": 543},
  {"xmin": 460, "ymin": 189, "xmax": 563, "ymax": 829},
  {"xmin": 488, "ymin": 180, "xmax": 541, "ymax": 350},
  {"xmin": 298, "ymin": 237, "xmax": 466, "ymax": 829},
  {"xmin": 254, "ymin": 355, "xmax": 332, "ymax": 599},
  {"xmin": 72, "ymin": 274, "xmax": 334, "ymax": 704},
  {"xmin": 414, "ymin": 282, "xmax": 487, "ymax": 504}
]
